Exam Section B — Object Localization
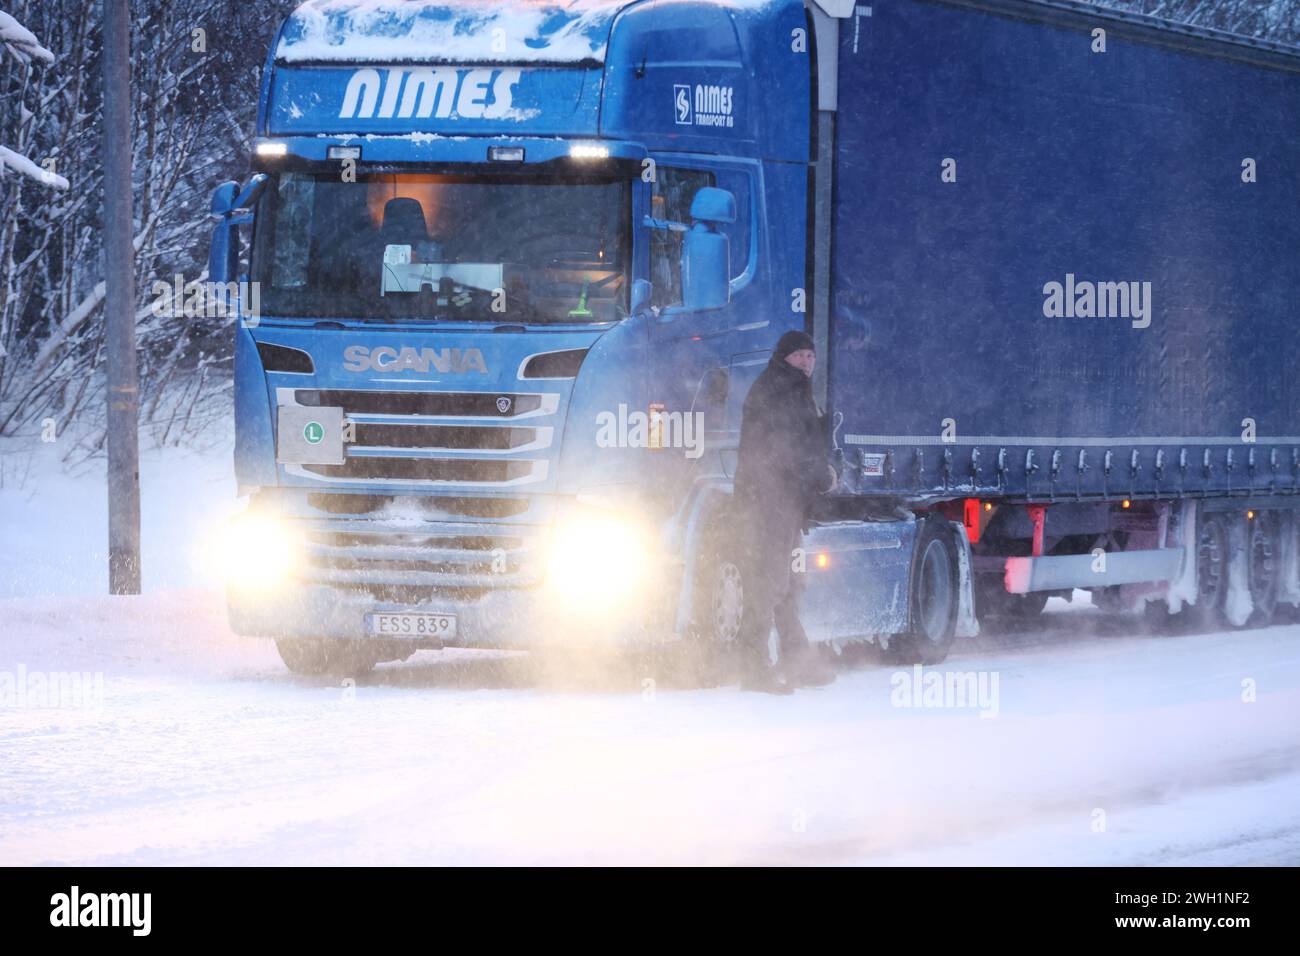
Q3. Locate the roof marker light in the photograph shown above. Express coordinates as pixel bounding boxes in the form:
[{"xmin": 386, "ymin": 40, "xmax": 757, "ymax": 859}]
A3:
[
  {"xmin": 569, "ymin": 143, "xmax": 610, "ymax": 159},
  {"xmin": 489, "ymin": 146, "xmax": 525, "ymax": 162},
  {"xmin": 255, "ymin": 141, "xmax": 287, "ymax": 157},
  {"xmin": 328, "ymin": 146, "xmax": 361, "ymax": 160}
]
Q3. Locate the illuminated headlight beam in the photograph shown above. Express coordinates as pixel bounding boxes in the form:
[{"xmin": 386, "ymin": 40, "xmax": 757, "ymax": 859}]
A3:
[
  {"xmin": 211, "ymin": 511, "xmax": 303, "ymax": 591},
  {"xmin": 546, "ymin": 508, "xmax": 652, "ymax": 607}
]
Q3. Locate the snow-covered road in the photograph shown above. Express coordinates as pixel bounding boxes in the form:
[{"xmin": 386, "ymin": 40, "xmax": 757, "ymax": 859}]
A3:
[{"xmin": 3, "ymin": 589, "xmax": 1299, "ymax": 865}]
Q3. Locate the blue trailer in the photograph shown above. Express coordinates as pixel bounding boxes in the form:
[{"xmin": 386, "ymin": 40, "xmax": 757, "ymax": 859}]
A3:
[{"xmin": 210, "ymin": 0, "xmax": 1300, "ymax": 675}]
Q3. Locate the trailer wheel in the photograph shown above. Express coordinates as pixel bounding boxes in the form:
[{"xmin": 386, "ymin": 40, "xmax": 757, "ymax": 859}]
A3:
[
  {"xmin": 276, "ymin": 638, "xmax": 379, "ymax": 678},
  {"xmin": 1247, "ymin": 513, "xmax": 1280, "ymax": 626},
  {"xmin": 1187, "ymin": 514, "xmax": 1230, "ymax": 629},
  {"xmin": 888, "ymin": 520, "xmax": 959, "ymax": 664},
  {"xmin": 1282, "ymin": 515, "xmax": 1300, "ymax": 622}
]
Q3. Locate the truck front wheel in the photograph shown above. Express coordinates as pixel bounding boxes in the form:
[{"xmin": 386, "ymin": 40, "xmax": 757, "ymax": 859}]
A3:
[
  {"xmin": 888, "ymin": 521, "xmax": 960, "ymax": 664},
  {"xmin": 677, "ymin": 524, "xmax": 746, "ymax": 686}
]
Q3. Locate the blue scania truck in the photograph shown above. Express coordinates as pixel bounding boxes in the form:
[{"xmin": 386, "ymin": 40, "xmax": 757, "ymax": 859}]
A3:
[{"xmin": 211, "ymin": 0, "xmax": 1300, "ymax": 675}]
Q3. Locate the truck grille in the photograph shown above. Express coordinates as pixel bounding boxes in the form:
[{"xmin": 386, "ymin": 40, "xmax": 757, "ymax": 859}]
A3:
[
  {"xmin": 296, "ymin": 389, "xmax": 544, "ymax": 419},
  {"xmin": 278, "ymin": 382, "xmax": 563, "ymax": 587},
  {"xmin": 302, "ymin": 458, "xmax": 538, "ymax": 483},
  {"xmin": 347, "ymin": 422, "xmax": 536, "ymax": 450},
  {"xmin": 311, "ymin": 531, "xmax": 522, "ymax": 551},
  {"xmin": 279, "ymin": 386, "xmax": 560, "ymax": 489},
  {"xmin": 300, "ymin": 522, "xmax": 540, "ymax": 587},
  {"xmin": 306, "ymin": 493, "xmax": 530, "ymax": 519}
]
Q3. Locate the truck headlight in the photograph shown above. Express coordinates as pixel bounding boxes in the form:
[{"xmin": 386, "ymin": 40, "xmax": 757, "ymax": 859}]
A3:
[
  {"xmin": 214, "ymin": 511, "xmax": 303, "ymax": 590},
  {"xmin": 546, "ymin": 506, "xmax": 652, "ymax": 605}
]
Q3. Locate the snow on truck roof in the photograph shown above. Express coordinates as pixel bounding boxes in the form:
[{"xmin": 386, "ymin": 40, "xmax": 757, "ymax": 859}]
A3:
[
  {"xmin": 275, "ymin": 0, "xmax": 631, "ymax": 64},
  {"xmin": 275, "ymin": 0, "xmax": 791, "ymax": 65}
]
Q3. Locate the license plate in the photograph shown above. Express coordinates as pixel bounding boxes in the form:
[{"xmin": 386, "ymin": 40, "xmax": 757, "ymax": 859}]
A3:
[{"xmin": 366, "ymin": 612, "xmax": 457, "ymax": 639}]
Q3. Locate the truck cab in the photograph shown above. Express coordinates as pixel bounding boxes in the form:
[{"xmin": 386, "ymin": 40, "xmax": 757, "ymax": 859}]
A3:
[{"xmin": 214, "ymin": 0, "xmax": 919, "ymax": 674}]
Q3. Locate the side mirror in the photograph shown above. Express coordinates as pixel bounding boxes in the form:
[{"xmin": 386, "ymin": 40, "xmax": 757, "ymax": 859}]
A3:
[
  {"xmin": 680, "ymin": 187, "xmax": 734, "ymax": 311},
  {"xmin": 208, "ymin": 176, "xmax": 265, "ymax": 285},
  {"xmin": 688, "ymin": 186, "xmax": 737, "ymax": 226},
  {"xmin": 209, "ymin": 217, "xmax": 240, "ymax": 285}
]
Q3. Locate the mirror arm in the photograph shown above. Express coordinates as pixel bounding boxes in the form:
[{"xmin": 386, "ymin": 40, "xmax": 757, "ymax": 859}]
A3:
[
  {"xmin": 233, "ymin": 172, "xmax": 268, "ymax": 210},
  {"xmin": 642, "ymin": 215, "xmax": 688, "ymax": 234}
]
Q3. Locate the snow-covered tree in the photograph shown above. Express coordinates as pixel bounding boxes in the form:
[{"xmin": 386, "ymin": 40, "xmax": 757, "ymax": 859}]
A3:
[
  {"xmin": 1097, "ymin": 0, "xmax": 1300, "ymax": 42},
  {"xmin": 0, "ymin": 10, "xmax": 68, "ymax": 189},
  {"xmin": 0, "ymin": 0, "xmax": 295, "ymax": 449}
]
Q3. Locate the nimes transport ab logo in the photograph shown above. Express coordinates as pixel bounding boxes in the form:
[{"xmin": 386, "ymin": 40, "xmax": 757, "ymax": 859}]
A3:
[{"xmin": 673, "ymin": 83, "xmax": 735, "ymax": 128}]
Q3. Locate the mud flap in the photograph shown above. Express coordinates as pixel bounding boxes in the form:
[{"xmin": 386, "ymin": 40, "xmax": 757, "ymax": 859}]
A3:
[
  {"xmin": 948, "ymin": 519, "xmax": 980, "ymax": 639},
  {"xmin": 1165, "ymin": 500, "xmax": 1198, "ymax": 614},
  {"xmin": 1223, "ymin": 516, "xmax": 1254, "ymax": 627},
  {"xmin": 1277, "ymin": 511, "xmax": 1300, "ymax": 609}
]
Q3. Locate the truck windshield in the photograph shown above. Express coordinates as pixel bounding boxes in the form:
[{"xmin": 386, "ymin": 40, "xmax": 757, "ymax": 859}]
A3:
[{"xmin": 250, "ymin": 171, "xmax": 630, "ymax": 323}]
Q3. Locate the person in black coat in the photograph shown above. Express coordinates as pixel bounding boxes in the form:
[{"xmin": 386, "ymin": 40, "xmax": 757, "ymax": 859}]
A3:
[{"xmin": 731, "ymin": 330, "xmax": 838, "ymax": 693}]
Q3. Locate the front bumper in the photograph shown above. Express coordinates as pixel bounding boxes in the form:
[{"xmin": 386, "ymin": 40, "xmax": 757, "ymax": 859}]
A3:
[
  {"xmin": 227, "ymin": 574, "xmax": 670, "ymax": 649},
  {"xmin": 224, "ymin": 488, "xmax": 677, "ymax": 649}
]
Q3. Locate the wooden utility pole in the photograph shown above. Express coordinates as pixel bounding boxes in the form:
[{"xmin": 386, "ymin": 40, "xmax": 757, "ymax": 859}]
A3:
[{"xmin": 102, "ymin": 0, "xmax": 141, "ymax": 594}]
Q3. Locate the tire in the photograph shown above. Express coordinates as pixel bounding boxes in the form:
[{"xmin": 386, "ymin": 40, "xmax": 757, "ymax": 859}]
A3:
[
  {"xmin": 1183, "ymin": 513, "xmax": 1230, "ymax": 630},
  {"xmin": 1279, "ymin": 514, "xmax": 1300, "ymax": 623},
  {"xmin": 680, "ymin": 525, "xmax": 746, "ymax": 686},
  {"xmin": 888, "ymin": 520, "xmax": 960, "ymax": 665},
  {"xmin": 1247, "ymin": 512, "xmax": 1280, "ymax": 627},
  {"xmin": 275, "ymin": 638, "xmax": 382, "ymax": 677}
]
